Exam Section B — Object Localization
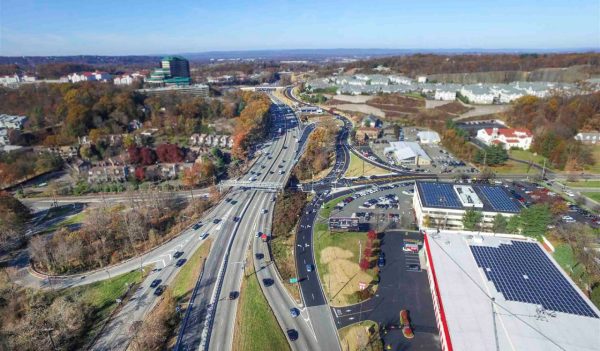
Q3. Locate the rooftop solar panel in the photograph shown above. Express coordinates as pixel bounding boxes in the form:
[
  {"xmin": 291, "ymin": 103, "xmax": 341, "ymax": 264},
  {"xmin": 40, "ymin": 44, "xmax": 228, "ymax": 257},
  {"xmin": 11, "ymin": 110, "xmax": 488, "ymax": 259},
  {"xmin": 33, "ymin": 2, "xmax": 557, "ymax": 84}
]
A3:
[
  {"xmin": 417, "ymin": 182, "xmax": 462, "ymax": 209},
  {"xmin": 470, "ymin": 241, "xmax": 598, "ymax": 318},
  {"xmin": 476, "ymin": 186, "xmax": 521, "ymax": 213}
]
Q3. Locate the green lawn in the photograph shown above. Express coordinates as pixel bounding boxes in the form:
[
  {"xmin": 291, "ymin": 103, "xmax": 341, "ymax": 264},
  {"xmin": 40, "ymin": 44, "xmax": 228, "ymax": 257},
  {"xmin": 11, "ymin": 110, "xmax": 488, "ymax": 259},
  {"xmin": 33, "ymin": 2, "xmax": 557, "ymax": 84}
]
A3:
[
  {"xmin": 171, "ymin": 239, "xmax": 212, "ymax": 302},
  {"xmin": 233, "ymin": 264, "xmax": 290, "ymax": 351},
  {"xmin": 344, "ymin": 153, "xmax": 390, "ymax": 178},
  {"xmin": 583, "ymin": 192, "xmax": 600, "ymax": 202},
  {"xmin": 65, "ymin": 269, "xmax": 146, "ymax": 323},
  {"xmin": 553, "ymin": 243, "xmax": 586, "ymax": 285},
  {"xmin": 566, "ymin": 181, "xmax": 600, "ymax": 188},
  {"xmin": 339, "ymin": 320, "xmax": 383, "ymax": 351},
  {"xmin": 402, "ymin": 92, "xmax": 425, "ymax": 100},
  {"xmin": 509, "ymin": 149, "xmax": 549, "ymax": 166},
  {"xmin": 491, "ymin": 159, "xmax": 538, "ymax": 174}
]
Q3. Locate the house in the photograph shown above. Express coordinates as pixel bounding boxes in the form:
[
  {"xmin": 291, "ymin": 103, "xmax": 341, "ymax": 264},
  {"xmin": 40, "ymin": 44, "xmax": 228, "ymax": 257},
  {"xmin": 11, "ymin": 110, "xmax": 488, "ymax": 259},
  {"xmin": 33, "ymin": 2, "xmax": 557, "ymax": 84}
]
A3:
[
  {"xmin": 87, "ymin": 164, "xmax": 131, "ymax": 183},
  {"xmin": 355, "ymin": 127, "xmax": 382, "ymax": 143},
  {"xmin": 361, "ymin": 115, "xmax": 382, "ymax": 129},
  {"xmin": 389, "ymin": 75, "xmax": 412, "ymax": 85},
  {"xmin": 189, "ymin": 133, "xmax": 202, "ymax": 146},
  {"xmin": 42, "ymin": 145, "xmax": 79, "ymax": 160},
  {"xmin": 0, "ymin": 129, "xmax": 8, "ymax": 145},
  {"xmin": 476, "ymin": 127, "xmax": 533, "ymax": 150},
  {"xmin": 574, "ymin": 132, "xmax": 600, "ymax": 144},
  {"xmin": 417, "ymin": 131, "xmax": 441, "ymax": 144},
  {"xmin": 367, "ymin": 74, "xmax": 389, "ymax": 85},
  {"xmin": 384, "ymin": 141, "xmax": 431, "ymax": 166},
  {"xmin": 417, "ymin": 76, "xmax": 427, "ymax": 83},
  {"xmin": 434, "ymin": 85, "xmax": 459, "ymax": 101},
  {"xmin": 219, "ymin": 135, "xmax": 229, "ymax": 148}
]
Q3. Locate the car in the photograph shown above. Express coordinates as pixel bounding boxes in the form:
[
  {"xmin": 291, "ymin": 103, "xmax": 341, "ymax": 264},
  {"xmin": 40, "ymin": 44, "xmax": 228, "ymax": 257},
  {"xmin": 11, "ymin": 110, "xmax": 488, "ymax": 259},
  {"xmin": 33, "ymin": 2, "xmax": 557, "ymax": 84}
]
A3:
[
  {"xmin": 407, "ymin": 264, "xmax": 421, "ymax": 272},
  {"xmin": 286, "ymin": 329, "xmax": 298, "ymax": 341},
  {"xmin": 213, "ymin": 218, "xmax": 220, "ymax": 224},
  {"xmin": 232, "ymin": 216, "xmax": 240, "ymax": 222},
  {"xmin": 200, "ymin": 232, "xmax": 209, "ymax": 240},
  {"xmin": 192, "ymin": 222, "xmax": 203, "ymax": 230},
  {"xmin": 255, "ymin": 253, "xmax": 264, "ymax": 260},
  {"xmin": 306, "ymin": 264, "xmax": 313, "ymax": 272},
  {"xmin": 154, "ymin": 285, "xmax": 166, "ymax": 296},
  {"xmin": 229, "ymin": 291, "xmax": 239, "ymax": 300},
  {"xmin": 150, "ymin": 279, "xmax": 162, "ymax": 288},
  {"xmin": 377, "ymin": 256, "xmax": 385, "ymax": 268},
  {"xmin": 225, "ymin": 197, "xmax": 232, "ymax": 202},
  {"xmin": 175, "ymin": 258, "xmax": 187, "ymax": 267},
  {"xmin": 290, "ymin": 308, "xmax": 300, "ymax": 318},
  {"xmin": 173, "ymin": 251, "xmax": 183, "ymax": 259},
  {"xmin": 262, "ymin": 208, "xmax": 268, "ymax": 214},
  {"xmin": 263, "ymin": 278, "xmax": 274, "ymax": 286}
]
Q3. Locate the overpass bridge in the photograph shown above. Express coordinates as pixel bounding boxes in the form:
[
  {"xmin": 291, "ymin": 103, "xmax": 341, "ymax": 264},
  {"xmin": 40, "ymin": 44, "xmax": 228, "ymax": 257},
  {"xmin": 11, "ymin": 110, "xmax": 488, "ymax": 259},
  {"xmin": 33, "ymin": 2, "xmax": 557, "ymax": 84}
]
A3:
[{"xmin": 217, "ymin": 180, "xmax": 284, "ymax": 192}]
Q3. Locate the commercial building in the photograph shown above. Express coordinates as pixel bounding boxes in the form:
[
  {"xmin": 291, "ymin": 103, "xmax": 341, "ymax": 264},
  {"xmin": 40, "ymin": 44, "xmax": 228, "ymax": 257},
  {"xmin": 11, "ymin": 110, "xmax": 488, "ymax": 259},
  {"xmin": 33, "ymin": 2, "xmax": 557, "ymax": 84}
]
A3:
[
  {"xmin": 138, "ymin": 84, "xmax": 209, "ymax": 97},
  {"xmin": 0, "ymin": 114, "xmax": 27, "ymax": 129},
  {"xmin": 413, "ymin": 181, "xmax": 522, "ymax": 230},
  {"xmin": 476, "ymin": 127, "xmax": 533, "ymax": 150},
  {"xmin": 68, "ymin": 71, "xmax": 112, "ymax": 83},
  {"xmin": 384, "ymin": 141, "xmax": 431, "ymax": 166},
  {"xmin": 422, "ymin": 230, "xmax": 600, "ymax": 351},
  {"xmin": 329, "ymin": 217, "xmax": 359, "ymax": 232},
  {"xmin": 416, "ymin": 130, "xmax": 441, "ymax": 144},
  {"xmin": 147, "ymin": 56, "xmax": 191, "ymax": 86}
]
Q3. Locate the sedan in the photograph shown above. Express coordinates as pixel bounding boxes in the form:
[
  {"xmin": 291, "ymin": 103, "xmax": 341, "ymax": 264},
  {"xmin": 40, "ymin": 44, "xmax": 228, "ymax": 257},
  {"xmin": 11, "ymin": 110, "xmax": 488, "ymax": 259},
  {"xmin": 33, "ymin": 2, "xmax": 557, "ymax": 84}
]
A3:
[
  {"xmin": 175, "ymin": 258, "xmax": 187, "ymax": 267},
  {"xmin": 154, "ymin": 285, "xmax": 166, "ymax": 296},
  {"xmin": 306, "ymin": 264, "xmax": 313, "ymax": 272},
  {"xmin": 150, "ymin": 279, "xmax": 162, "ymax": 288},
  {"xmin": 286, "ymin": 329, "xmax": 298, "ymax": 341},
  {"xmin": 290, "ymin": 308, "xmax": 300, "ymax": 318}
]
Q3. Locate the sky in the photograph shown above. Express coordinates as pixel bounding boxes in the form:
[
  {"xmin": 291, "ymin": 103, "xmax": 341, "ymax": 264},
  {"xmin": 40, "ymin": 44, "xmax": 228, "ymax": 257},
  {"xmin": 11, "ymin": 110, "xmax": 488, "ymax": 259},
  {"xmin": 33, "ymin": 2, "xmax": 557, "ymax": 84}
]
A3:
[{"xmin": 0, "ymin": 0, "xmax": 599, "ymax": 56}]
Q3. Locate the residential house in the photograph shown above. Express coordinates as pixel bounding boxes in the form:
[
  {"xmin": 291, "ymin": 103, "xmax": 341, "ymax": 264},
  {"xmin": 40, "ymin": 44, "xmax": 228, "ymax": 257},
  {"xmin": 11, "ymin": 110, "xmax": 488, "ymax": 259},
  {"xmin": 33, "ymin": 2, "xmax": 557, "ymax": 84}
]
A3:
[
  {"xmin": 361, "ymin": 115, "xmax": 383, "ymax": 129},
  {"xmin": 460, "ymin": 84, "xmax": 496, "ymax": 104},
  {"xmin": 476, "ymin": 127, "xmax": 533, "ymax": 150},
  {"xmin": 87, "ymin": 163, "xmax": 130, "ymax": 183},
  {"xmin": 355, "ymin": 127, "xmax": 382, "ymax": 143},
  {"xmin": 574, "ymin": 132, "xmax": 600, "ymax": 144},
  {"xmin": 389, "ymin": 75, "xmax": 412, "ymax": 85},
  {"xmin": 417, "ymin": 76, "xmax": 428, "ymax": 83}
]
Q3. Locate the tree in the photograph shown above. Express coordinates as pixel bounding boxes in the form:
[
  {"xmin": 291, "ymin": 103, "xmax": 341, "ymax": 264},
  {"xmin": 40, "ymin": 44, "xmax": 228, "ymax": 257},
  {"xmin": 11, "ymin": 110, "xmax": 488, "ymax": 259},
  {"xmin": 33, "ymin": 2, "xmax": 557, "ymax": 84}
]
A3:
[
  {"xmin": 474, "ymin": 145, "xmax": 508, "ymax": 166},
  {"xmin": 519, "ymin": 204, "xmax": 551, "ymax": 238},
  {"xmin": 359, "ymin": 257, "xmax": 370, "ymax": 271},
  {"xmin": 363, "ymin": 247, "xmax": 373, "ymax": 258},
  {"xmin": 422, "ymin": 215, "xmax": 431, "ymax": 228},
  {"xmin": 140, "ymin": 147, "xmax": 157, "ymax": 166},
  {"xmin": 506, "ymin": 214, "xmax": 521, "ymax": 234},
  {"xmin": 367, "ymin": 230, "xmax": 377, "ymax": 240},
  {"xmin": 462, "ymin": 208, "xmax": 483, "ymax": 231},
  {"xmin": 492, "ymin": 214, "xmax": 508, "ymax": 233},
  {"xmin": 134, "ymin": 167, "xmax": 145, "ymax": 181},
  {"xmin": 156, "ymin": 143, "xmax": 184, "ymax": 163},
  {"xmin": 128, "ymin": 146, "xmax": 141, "ymax": 164}
]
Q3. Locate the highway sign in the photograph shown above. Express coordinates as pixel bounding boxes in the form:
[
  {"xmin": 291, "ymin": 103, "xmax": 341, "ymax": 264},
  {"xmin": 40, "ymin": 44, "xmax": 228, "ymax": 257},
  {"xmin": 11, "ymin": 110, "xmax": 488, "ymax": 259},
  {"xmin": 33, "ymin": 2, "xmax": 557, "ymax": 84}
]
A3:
[{"xmin": 289, "ymin": 278, "xmax": 298, "ymax": 284}]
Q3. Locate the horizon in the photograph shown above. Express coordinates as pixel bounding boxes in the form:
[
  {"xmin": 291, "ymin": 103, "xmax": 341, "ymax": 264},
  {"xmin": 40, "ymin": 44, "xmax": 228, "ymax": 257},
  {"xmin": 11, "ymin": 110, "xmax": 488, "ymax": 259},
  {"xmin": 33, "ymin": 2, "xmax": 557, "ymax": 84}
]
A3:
[{"xmin": 1, "ymin": 0, "xmax": 599, "ymax": 56}]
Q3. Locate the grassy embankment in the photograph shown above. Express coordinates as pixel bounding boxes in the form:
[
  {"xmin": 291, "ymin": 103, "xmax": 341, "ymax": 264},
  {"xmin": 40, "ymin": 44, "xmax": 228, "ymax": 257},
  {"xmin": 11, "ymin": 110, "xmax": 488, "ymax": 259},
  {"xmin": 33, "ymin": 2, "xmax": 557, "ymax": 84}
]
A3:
[
  {"xmin": 232, "ymin": 253, "xmax": 290, "ymax": 351},
  {"xmin": 344, "ymin": 153, "xmax": 390, "ymax": 178},
  {"xmin": 314, "ymin": 196, "xmax": 379, "ymax": 306}
]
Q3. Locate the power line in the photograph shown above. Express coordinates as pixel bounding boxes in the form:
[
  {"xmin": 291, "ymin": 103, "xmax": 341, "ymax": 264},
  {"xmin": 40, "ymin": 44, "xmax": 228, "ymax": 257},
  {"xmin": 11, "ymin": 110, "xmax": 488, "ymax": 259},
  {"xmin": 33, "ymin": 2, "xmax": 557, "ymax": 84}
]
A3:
[{"xmin": 428, "ymin": 235, "xmax": 567, "ymax": 351}]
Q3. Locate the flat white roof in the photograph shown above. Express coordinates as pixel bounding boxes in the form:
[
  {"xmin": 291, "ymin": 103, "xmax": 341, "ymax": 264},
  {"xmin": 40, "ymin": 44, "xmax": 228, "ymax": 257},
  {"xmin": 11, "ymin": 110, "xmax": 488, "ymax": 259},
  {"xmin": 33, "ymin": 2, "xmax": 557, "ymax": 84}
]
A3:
[
  {"xmin": 425, "ymin": 231, "xmax": 600, "ymax": 351},
  {"xmin": 453, "ymin": 185, "xmax": 483, "ymax": 208}
]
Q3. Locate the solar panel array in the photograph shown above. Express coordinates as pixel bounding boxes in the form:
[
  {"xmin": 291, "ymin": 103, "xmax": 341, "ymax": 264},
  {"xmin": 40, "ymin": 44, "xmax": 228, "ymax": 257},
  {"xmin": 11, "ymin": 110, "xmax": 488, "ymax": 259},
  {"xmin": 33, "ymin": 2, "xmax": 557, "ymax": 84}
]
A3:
[
  {"xmin": 470, "ymin": 241, "xmax": 598, "ymax": 318},
  {"xmin": 417, "ymin": 182, "xmax": 462, "ymax": 209},
  {"xmin": 476, "ymin": 186, "xmax": 521, "ymax": 213}
]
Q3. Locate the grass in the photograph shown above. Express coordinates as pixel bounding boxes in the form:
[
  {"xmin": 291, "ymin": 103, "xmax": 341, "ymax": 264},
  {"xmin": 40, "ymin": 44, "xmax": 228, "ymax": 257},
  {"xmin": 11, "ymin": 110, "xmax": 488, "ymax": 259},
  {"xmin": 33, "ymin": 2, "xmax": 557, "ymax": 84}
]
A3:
[
  {"xmin": 314, "ymin": 195, "xmax": 379, "ymax": 306},
  {"xmin": 339, "ymin": 321, "xmax": 383, "ymax": 351},
  {"xmin": 491, "ymin": 159, "xmax": 538, "ymax": 174},
  {"xmin": 344, "ymin": 153, "xmax": 390, "ymax": 178},
  {"xmin": 582, "ymin": 192, "xmax": 600, "ymax": 202},
  {"xmin": 64, "ymin": 268, "xmax": 149, "ymax": 346},
  {"xmin": 171, "ymin": 239, "xmax": 212, "ymax": 302},
  {"xmin": 565, "ymin": 181, "xmax": 600, "ymax": 188},
  {"xmin": 584, "ymin": 146, "xmax": 600, "ymax": 174},
  {"xmin": 509, "ymin": 149, "xmax": 549, "ymax": 166},
  {"xmin": 553, "ymin": 243, "xmax": 586, "ymax": 285},
  {"xmin": 402, "ymin": 92, "xmax": 425, "ymax": 100},
  {"xmin": 233, "ymin": 255, "xmax": 290, "ymax": 351}
]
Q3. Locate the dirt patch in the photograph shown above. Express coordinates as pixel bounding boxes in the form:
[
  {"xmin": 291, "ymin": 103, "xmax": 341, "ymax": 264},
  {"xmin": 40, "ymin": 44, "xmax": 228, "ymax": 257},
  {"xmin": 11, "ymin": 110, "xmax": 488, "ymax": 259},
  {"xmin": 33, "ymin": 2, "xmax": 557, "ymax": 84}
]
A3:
[
  {"xmin": 321, "ymin": 247, "xmax": 374, "ymax": 306},
  {"xmin": 324, "ymin": 94, "xmax": 375, "ymax": 104},
  {"xmin": 332, "ymin": 104, "xmax": 385, "ymax": 118},
  {"xmin": 339, "ymin": 321, "xmax": 383, "ymax": 351}
]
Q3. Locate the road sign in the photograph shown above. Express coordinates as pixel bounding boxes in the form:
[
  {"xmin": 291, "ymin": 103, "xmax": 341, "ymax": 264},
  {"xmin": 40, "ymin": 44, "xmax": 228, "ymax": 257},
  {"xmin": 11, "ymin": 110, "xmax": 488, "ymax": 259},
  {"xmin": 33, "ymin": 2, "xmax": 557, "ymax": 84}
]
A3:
[{"xmin": 289, "ymin": 278, "xmax": 298, "ymax": 284}]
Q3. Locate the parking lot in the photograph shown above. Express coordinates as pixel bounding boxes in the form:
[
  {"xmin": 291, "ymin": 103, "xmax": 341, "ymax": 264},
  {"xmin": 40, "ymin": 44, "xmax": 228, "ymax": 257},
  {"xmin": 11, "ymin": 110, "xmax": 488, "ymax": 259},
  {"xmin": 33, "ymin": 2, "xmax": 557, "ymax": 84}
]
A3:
[
  {"xmin": 332, "ymin": 230, "xmax": 440, "ymax": 350},
  {"xmin": 329, "ymin": 182, "xmax": 417, "ymax": 231}
]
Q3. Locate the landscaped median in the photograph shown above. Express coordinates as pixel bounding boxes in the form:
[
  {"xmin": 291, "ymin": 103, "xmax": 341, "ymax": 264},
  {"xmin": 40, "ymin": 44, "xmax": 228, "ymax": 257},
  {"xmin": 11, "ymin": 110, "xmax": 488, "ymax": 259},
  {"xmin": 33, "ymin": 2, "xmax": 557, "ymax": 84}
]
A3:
[
  {"xmin": 314, "ymin": 195, "xmax": 380, "ymax": 306},
  {"xmin": 232, "ymin": 253, "xmax": 290, "ymax": 351}
]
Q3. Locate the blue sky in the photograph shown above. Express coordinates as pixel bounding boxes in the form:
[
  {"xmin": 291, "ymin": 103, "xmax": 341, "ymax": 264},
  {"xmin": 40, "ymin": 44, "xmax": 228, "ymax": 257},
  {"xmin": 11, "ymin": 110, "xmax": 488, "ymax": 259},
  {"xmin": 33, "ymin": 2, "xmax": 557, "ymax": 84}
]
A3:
[{"xmin": 1, "ymin": 0, "xmax": 598, "ymax": 56}]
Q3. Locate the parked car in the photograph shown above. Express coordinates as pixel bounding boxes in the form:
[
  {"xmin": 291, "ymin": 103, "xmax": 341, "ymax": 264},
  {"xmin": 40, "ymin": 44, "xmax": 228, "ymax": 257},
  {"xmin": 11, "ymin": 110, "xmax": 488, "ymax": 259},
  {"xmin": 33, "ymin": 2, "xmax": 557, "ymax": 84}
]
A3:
[
  {"xmin": 286, "ymin": 329, "xmax": 298, "ymax": 341},
  {"xmin": 377, "ymin": 256, "xmax": 385, "ymax": 268}
]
